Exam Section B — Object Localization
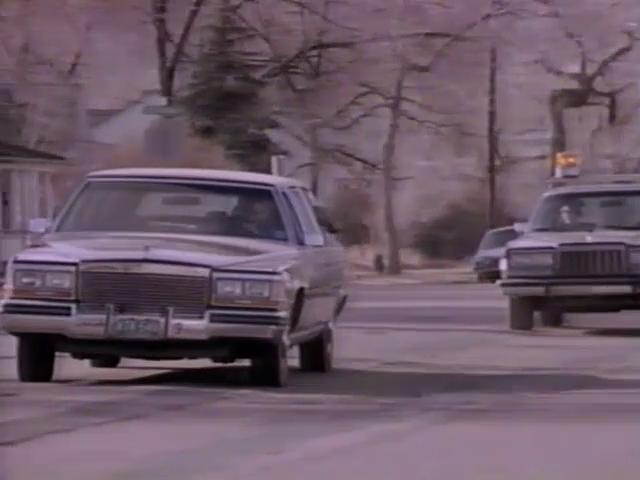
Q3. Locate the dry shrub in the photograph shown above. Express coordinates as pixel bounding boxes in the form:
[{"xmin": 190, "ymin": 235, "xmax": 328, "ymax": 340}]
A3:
[
  {"xmin": 328, "ymin": 186, "xmax": 371, "ymax": 246},
  {"xmin": 412, "ymin": 200, "xmax": 515, "ymax": 260}
]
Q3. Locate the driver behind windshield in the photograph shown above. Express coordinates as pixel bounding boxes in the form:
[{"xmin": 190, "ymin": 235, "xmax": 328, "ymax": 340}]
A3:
[
  {"xmin": 230, "ymin": 196, "xmax": 286, "ymax": 240},
  {"xmin": 557, "ymin": 200, "xmax": 584, "ymax": 228}
]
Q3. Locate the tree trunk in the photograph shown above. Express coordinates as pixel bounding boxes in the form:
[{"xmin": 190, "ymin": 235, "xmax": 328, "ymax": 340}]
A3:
[
  {"xmin": 151, "ymin": 0, "xmax": 206, "ymax": 105},
  {"xmin": 381, "ymin": 67, "xmax": 406, "ymax": 275},
  {"xmin": 487, "ymin": 45, "xmax": 498, "ymax": 229},
  {"xmin": 309, "ymin": 123, "xmax": 321, "ymax": 195}
]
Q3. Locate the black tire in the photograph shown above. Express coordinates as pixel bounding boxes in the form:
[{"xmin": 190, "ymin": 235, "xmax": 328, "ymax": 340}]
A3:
[
  {"xmin": 250, "ymin": 343, "xmax": 289, "ymax": 387},
  {"xmin": 509, "ymin": 297, "xmax": 535, "ymax": 331},
  {"xmin": 17, "ymin": 335, "xmax": 55, "ymax": 383},
  {"xmin": 541, "ymin": 308, "xmax": 564, "ymax": 327},
  {"xmin": 299, "ymin": 328, "xmax": 333, "ymax": 373},
  {"xmin": 90, "ymin": 356, "xmax": 121, "ymax": 368}
]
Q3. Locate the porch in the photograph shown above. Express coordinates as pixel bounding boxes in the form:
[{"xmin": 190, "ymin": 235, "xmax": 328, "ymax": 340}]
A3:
[{"xmin": 0, "ymin": 141, "xmax": 65, "ymax": 277}]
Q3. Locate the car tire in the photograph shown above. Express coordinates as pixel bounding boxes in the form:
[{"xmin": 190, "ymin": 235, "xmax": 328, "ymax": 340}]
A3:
[
  {"xmin": 541, "ymin": 309, "xmax": 564, "ymax": 327},
  {"xmin": 250, "ymin": 343, "xmax": 289, "ymax": 387},
  {"xmin": 299, "ymin": 328, "xmax": 333, "ymax": 373},
  {"xmin": 17, "ymin": 335, "xmax": 55, "ymax": 383},
  {"xmin": 90, "ymin": 356, "xmax": 121, "ymax": 368},
  {"xmin": 509, "ymin": 297, "xmax": 535, "ymax": 331}
]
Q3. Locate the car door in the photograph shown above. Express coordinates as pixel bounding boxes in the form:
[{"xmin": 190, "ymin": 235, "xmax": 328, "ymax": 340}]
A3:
[{"xmin": 284, "ymin": 187, "xmax": 337, "ymax": 331}]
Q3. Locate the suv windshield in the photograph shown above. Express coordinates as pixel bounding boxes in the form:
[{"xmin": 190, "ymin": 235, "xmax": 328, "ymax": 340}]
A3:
[
  {"xmin": 530, "ymin": 190, "xmax": 640, "ymax": 232},
  {"xmin": 478, "ymin": 228, "xmax": 518, "ymax": 250},
  {"xmin": 56, "ymin": 180, "xmax": 289, "ymax": 242}
]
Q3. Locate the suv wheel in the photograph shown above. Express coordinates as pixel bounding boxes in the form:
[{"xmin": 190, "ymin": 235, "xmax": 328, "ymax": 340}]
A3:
[
  {"xmin": 509, "ymin": 297, "xmax": 535, "ymax": 331},
  {"xmin": 250, "ymin": 343, "xmax": 289, "ymax": 387},
  {"xmin": 17, "ymin": 335, "xmax": 55, "ymax": 383}
]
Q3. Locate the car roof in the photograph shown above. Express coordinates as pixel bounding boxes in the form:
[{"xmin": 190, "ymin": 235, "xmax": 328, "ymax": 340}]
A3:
[
  {"xmin": 544, "ymin": 183, "xmax": 640, "ymax": 196},
  {"xmin": 88, "ymin": 168, "xmax": 306, "ymax": 188}
]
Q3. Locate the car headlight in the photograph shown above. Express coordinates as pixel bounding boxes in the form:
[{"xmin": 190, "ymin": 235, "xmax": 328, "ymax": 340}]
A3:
[
  {"xmin": 12, "ymin": 266, "xmax": 76, "ymax": 299},
  {"xmin": 212, "ymin": 276, "xmax": 288, "ymax": 307},
  {"xmin": 507, "ymin": 250, "xmax": 555, "ymax": 277},
  {"xmin": 629, "ymin": 248, "xmax": 640, "ymax": 270}
]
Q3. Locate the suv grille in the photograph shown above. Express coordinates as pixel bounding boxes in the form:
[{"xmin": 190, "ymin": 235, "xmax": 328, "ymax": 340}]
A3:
[
  {"xmin": 557, "ymin": 246, "xmax": 628, "ymax": 276},
  {"xmin": 80, "ymin": 272, "xmax": 209, "ymax": 317}
]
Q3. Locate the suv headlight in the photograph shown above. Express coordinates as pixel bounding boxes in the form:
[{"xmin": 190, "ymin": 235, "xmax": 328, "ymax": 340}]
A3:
[
  {"xmin": 12, "ymin": 266, "xmax": 76, "ymax": 299},
  {"xmin": 212, "ymin": 275, "xmax": 288, "ymax": 307},
  {"xmin": 507, "ymin": 249, "xmax": 555, "ymax": 276}
]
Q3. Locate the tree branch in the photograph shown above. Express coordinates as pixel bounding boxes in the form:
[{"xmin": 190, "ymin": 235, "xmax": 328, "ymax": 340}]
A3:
[
  {"xmin": 589, "ymin": 32, "xmax": 636, "ymax": 82},
  {"xmin": 166, "ymin": 0, "xmax": 207, "ymax": 78},
  {"xmin": 535, "ymin": 58, "xmax": 583, "ymax": 82},
  {"xmin": 328, "ymin": 146, "xmax": 380, "ymax": 170},
  {"xmin": 408, "ymin": 6, "xmax": 512, "ymax": 74},
  {"xmin": 332, "ymin": 88, "xmax": 387, "ymax": 118},
  {"xmin": 331, "ymin": 103, "xmax": 389, "ymax": 130},
  {"xmin": 399, "ymin": 109, "xmax": 459, "ymax": 131}
]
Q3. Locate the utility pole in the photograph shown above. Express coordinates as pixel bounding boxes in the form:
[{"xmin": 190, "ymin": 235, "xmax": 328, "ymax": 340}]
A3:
[{"xmin": 487, "ymin": 44, "xmax": 498, "ymax": 229}]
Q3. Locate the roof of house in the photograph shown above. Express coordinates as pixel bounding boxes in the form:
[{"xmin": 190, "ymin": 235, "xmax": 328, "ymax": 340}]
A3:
[
  {"xmin": 0, "ymin": 141, "xmax": 65, "ymax": 161},
  {"xmin": 88, "ymin": 168, "xmax": 306, "ymax": 188}
]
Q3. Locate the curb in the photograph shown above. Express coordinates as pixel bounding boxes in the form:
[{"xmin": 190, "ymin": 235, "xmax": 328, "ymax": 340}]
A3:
[{"xmin": 348, "ymin": 269, "xmax": 477, "ymax": 286}]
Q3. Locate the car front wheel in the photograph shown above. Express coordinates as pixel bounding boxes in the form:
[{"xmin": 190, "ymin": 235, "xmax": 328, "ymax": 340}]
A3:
[
  {"xmin": 17, "ymin": 335, "xmax": 55, "ymax": 383},
  {"xmin": 250, "ymin": 343, "xmax": 289, "ymax": 387},
  {"xmin": 299, "ymin": 328, "xmax": 333, "ymax": 373},
  {"xmin": 509, "ymin": 297, "xmax": 535, "ymax": 331}
]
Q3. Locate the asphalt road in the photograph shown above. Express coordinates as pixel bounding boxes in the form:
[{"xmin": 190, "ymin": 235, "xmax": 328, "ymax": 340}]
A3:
[{"xmin": 2, "ymin": 283, "xmax": 640, "ymax": 480}]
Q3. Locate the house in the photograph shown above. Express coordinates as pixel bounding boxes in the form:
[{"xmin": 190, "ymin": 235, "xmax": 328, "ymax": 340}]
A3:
[{"xmin": 0, "ymin": 141, "xmax": 65, "ymax": 273}]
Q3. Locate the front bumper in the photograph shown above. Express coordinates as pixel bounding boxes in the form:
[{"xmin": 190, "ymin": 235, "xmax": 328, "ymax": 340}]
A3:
[
  {"xmin": 0, "ymin": 300, "xmax": 288, "ymax": 343},
  {"xmin": 500, "ymin": 278, "xmax": 640, "ymax": 297}
]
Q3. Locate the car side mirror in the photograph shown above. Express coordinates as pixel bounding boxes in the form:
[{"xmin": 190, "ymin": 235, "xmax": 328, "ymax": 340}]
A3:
[
  {"xmin": 303, "ymin": 233, "xmax": 325, "ymax": 247},
  {"xmin": 314, "ymin": 207, "xmax": 340, "ymax": 234},
  {"xmin": 28, "ymin": 218, "xmax": 52, "ymax": 235}
]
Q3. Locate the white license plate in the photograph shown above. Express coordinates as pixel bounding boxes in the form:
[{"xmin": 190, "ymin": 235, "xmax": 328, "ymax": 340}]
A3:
[{"xmin": 110, "ymin": 317, "xmax": 164, "ymax": 339}]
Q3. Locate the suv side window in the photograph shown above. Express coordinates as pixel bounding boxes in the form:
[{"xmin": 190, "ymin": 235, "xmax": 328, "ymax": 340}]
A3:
[{"xmin": 286, "ymin": 188, "xmax": 325, "ymax": 247}]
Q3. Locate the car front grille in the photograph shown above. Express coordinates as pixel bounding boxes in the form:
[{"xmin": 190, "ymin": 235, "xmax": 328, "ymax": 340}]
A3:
[
  {"xmin": 557, "ymin": 246, "xmax": 628, "ymax": 277},
  {"xmin": 79, "ymin": 271, "xmax": 209, "ymax": 317}
]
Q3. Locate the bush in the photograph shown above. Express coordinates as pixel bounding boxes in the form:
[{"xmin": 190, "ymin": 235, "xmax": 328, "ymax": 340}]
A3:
[
  {"xmin": 328, "ymin": 187, "xmax": 371, "ymax": 246},
  {"xmin": 412, "ymin": 203, "xmax": 515, "ymax": 260}
]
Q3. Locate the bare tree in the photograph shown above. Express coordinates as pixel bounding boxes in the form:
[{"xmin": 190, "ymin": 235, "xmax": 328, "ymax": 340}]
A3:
[
  {"xmin": 150, "ymin": 0, "xmax": 207, "ymax": 104},
  {"xmin": 534, "ymin": 1, "xmax": 638, "ymax": 172},
  {"xmin": 330, "ymin": 5, "xmax": 512, "ymax": 274}
]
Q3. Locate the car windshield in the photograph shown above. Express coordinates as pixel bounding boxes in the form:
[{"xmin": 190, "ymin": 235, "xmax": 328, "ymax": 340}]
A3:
[
  {"xmin": 478, "ymin": 228, "xmax": 519, "ymax": 250},
  {"xmin": 56, "ymin": 180, "xmax": 289, "ymax": 242},
  {"xmin": 529, "ymin": 191, "xmax": 640, "ymax": 232}
]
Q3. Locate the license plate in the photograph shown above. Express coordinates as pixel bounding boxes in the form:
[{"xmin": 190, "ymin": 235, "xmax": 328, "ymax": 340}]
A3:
[{"xmin": 110, "ymin": 317, "xmax": 164, "ymax": 339}]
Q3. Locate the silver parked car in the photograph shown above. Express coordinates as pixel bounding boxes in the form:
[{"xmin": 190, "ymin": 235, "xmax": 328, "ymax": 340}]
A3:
[
  {"xmin": 473, "ymin": 226, "xmax": 521, "ymax": 283},
  {"xmin": 0, "ymin": 168, "xmax": 348, "ymax": 387},
  {"xmin": 500, "ymin": 175, "xmax": 640, "ymax": 331}
]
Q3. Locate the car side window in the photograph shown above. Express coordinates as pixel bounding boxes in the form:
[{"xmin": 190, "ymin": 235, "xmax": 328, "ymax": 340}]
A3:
[{"xmin": 286, "ymin": 188, "xmax": 325, "ymax": 247}]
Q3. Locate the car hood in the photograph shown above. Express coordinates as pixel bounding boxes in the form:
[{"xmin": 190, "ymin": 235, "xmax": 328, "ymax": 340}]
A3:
[
  {"xmin": 13, "ymin": 232, "xmax": 299, "ymax": 272},
  {"xmin": 508, "ymin": 229, "xmax": 640, "ymax": 249}
]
